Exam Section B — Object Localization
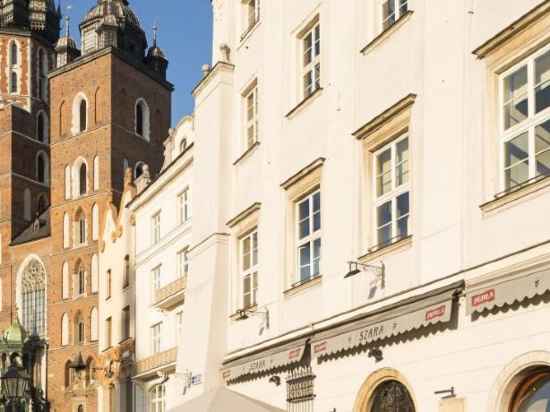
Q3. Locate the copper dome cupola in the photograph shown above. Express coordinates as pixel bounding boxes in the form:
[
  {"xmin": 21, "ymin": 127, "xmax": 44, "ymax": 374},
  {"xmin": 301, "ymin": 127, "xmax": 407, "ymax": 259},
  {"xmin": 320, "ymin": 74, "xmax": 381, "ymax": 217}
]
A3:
[
  {"xmin": 79, "ymin": 0, "xmax": 147, "ymax": 60},
  {"xmin": 0, "ymin": 0, "xmax": 61, "ymax": 44}
]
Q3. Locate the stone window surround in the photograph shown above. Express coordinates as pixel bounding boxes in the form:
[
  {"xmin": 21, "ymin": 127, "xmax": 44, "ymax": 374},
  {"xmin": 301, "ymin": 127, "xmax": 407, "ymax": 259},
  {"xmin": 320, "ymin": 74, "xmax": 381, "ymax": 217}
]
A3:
[{"xmin": 474, "ymin": 1, "xmax": 550, "ymax": 215}]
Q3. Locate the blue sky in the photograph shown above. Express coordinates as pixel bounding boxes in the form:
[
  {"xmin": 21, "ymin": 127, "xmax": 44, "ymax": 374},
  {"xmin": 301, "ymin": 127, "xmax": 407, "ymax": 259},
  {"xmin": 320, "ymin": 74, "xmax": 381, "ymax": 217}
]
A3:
[{"xmin": 65, "ymin": 0, "xmax": 213, "ymax": 124}]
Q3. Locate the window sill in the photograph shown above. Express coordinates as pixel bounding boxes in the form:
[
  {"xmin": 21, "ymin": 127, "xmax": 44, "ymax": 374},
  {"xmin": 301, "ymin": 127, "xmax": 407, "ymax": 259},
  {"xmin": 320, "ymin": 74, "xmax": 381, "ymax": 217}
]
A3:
[
  {"xmin": 239, "ymin": 20, "xmax": 261, "ymax": 47},
  {"xmin": 360, "ymin": 11, "xmax": 414, "ymax": 55},
  {"xmin": 359, "ymin": 235, "xmax": 413, "ymax": 264},
  {"xmin": 283, "ymin": 275, "xmax": 322, "ymax": 297},
  {"xmin": 285, "ymin": 87, "xmax": 323, "ymax": 119},
  {"xmin": 233, "ymin": 141, "xmax": 260, "ymax": 166},
  {"xmin": 480, "ymin": 175, "xmax": 550, "ymax": 215},
  {"xmin": 229, "ymin": 304, "xmax": 258, "ymax": 321}
]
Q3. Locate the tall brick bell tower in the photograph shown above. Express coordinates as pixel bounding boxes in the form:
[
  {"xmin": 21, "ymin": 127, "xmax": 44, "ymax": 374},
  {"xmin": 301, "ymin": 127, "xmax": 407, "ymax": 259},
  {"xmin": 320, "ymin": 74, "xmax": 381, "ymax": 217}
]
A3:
[{"xmin": 0, "ymin": 0, "xmax": 171, "ymax": 411}]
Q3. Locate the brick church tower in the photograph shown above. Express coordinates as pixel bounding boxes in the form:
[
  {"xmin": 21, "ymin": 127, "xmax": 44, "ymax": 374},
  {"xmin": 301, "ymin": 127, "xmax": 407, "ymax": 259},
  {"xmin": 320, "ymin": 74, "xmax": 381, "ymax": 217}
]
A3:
[{"xmin": 0, "ymin": 0, "xmax": 172, "ymax": 411}]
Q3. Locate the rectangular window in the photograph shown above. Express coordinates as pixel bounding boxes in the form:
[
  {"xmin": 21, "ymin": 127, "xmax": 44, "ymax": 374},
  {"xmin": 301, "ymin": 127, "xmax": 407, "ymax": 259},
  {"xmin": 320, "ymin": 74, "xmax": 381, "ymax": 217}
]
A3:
[
  {"xmin": 500, "ymin": 47, "xmax": 550, "ymax": 191},
  {"xmin": 152, "ymin": 265, "xmax": 161, "ymax": 290},
  {"xmin": 381, "ymin": 0, "xmax": 408, "ymax": 31},
  {"xmin": 106, "ymin": 317, "xmax": 112, "ymax": 348},
  {"xmin": 242, "ymin": 0, "xmax": 260, "ymax": 36},
  {"xmin": 178, "ymin": 189, "xmax": 191, "ymax": 224},
  {"xmin": 244, "ymin": 85, "xmax": 259, "ymax": 148},
  {"xmin": 151, "ymin": 212, "xmax": 161, "ymax": 245},
  {"xmin": 296, "ymin": 191, "xmax": 321, "ymax": 283},
  {"xmin": 177, "ymin": 249, "xmax": 189, "ymax": 278},
  {"xmin": 302, "ymin": 22, "xmax": 321, "ymax": 99},
  {"xmin": 123, "ymin": 255, "xmax": 130, "ymax": 288},
  {"xmin": 78, "ymin": 269, "xmax": 85, "ymax": 295},
  {"xmin": 151, "ymin": 322, "xmax": 162, "ymax": 354},
  {"xmin": 373, "ymin": 136, "xmax": 410, "ymax": 247},
  {"xmin": 122, "ymin": 306, "xmax": 130, "ymax": 341},
  {"xmin": 176, "ymin": 311, "xmax": 184, "ymax": 341},
  {"xmin": 240, "ymin": 230, "xmax": 258, "ymax": 308},
  {"xmin": 106, "ymin": 270, "xmax": 112, "ymax": 300}
]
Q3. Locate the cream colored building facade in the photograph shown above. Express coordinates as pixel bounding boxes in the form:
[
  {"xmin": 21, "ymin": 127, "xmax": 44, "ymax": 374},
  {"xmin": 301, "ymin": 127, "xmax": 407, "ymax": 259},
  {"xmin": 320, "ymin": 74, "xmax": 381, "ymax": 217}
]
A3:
[{"xmin": 171, "ymin": 0, "xmax": 550, "ymax": 411}]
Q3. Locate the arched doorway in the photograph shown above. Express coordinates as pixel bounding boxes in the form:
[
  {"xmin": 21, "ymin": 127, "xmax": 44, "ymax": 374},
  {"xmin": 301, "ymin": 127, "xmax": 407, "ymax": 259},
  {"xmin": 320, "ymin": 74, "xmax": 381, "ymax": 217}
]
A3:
[
  {"xmin": 509, "ymin": 367, "xmax": 550, "ymax": 412},
  {"xmin": 369, "ymin": 380, "xmax": 415, "ymax": 412}
]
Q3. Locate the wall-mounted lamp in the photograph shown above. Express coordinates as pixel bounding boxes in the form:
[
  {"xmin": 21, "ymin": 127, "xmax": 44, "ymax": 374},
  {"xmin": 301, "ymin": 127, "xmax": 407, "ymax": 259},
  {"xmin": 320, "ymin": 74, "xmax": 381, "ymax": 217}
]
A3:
[
  {"xmin": 269, "ymin": 375, "xmax": 281, "ymax": 386},
  {"xmin": 235, "ymin": 307, "xmax": 271, "ymax": 335},
  {"xmin": 345, "ymin": 261, "xmax": 385, "ymax": 281},
  {"xmin": 434, "ymin": 387, "xmax": 455, "ymax": 399},
  {"xmin": 367, "ymin": 348, "xmax": 383, "ymax": 362}
]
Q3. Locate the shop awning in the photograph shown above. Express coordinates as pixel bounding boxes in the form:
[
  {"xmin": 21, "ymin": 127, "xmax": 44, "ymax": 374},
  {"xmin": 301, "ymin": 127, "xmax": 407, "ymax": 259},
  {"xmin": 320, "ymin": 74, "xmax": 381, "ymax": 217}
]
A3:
[
  {"xmin": 311, "ymin": 282, "xmax": 462, "ymax": 359},
  {"xmin": 172, "ymin": 387, "xmax": 285, "ymax": 412},
  {"xmin": 222, "ymin": 338, "xmax": 307, "ymax": 382},
  {"xmin": 466, "ymin": 269, "xmax": 550, "ymax": 315}
]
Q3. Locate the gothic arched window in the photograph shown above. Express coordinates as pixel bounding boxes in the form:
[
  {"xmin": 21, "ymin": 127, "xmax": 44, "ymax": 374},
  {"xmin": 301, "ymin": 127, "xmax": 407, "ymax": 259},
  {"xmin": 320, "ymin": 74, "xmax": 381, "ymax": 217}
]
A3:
[
  {"xmin": 10, "ymin": 42, "xmax": 18, "ymax": 65},
  {"xmin": 79, "ymin": 162, "xmax": 87, "ymax": 195},
  {"xmin": 38, "ymin": 49, "xmax": 48, "ymax": 100},
  {"xmin": 80, "ymin": 99, "xmax": 88, "ymax": 133},
  {"xmin": 9, "ymin": 42, "xmax": 18, "ymax": 94},
  {"xmin": 36, "ymin": 152, "xmax": 48, "ymax": 184},
  {"xmin": 75, "ymin": 209, "xmax": 87, "ymax": 246},
  {"xmin": 135, "ymin": 99, "xmax": 150, "ymax": 140},
  {"xmin": 21, "ymin": 259, "xmax": 46, "ymax": 337},
  {"xmin": 370, "ymin": 380, "xmax": 415, "ymax": 412},
  {"xmin": 149, "ymin": 384, "xmax": 166, "ymax": 412},
  {"xmin": 10, "ymin": 71, "xmax": 18, "ymax": 94},
  {"xmin": 74, "ymin": 260, "xmax": 85, "ymax": 296},
  {"xmin": 37, "ymin": 112, "xmax": 48, "ymax": 142}
]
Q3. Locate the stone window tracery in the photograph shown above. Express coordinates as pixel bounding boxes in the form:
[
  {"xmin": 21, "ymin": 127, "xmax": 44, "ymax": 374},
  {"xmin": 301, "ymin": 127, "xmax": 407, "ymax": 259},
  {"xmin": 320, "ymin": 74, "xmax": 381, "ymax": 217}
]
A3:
[{"xmin": 21, "ymin": 259, "xmax": 46, "ymax": 337}]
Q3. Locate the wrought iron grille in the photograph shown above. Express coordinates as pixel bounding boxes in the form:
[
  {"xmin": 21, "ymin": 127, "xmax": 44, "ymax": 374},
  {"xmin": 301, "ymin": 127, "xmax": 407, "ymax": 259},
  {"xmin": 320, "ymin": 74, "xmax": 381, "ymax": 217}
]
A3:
[
  {"xmin": 286, "ymin": 366, "xmax": 315, "ymax": 412},
  {"xmin": 371, "ymin": 380, "xmax": 415, "ymax": 412}
]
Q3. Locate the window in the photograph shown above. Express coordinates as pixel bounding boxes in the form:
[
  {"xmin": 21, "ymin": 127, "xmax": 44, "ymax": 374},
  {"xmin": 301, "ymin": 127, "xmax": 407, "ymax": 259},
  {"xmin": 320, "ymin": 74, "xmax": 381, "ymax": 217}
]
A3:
[
  {"xmin": 152, "ymin": 265, "xmax": 161, "ymax": 290},
  {"xmin": 286, "ymin": 367, "xmax": 316, "ymax": 412},
  {"xmin": 105, "ymin": 317, "xmax": 112, "ymax": 348},
  {"xmin": 244, "ymin": 84, "xmax": 259, "ymax": 148},
  {"xmin": 92, "ymin": 203, "xmax": 99, "ymax": 241},
  {"xmin": 63, "ymin": 212, "xmax": 70, "ymax": 248},
  {"xmin": 79, "ymin": 162, "xmax": 87, "ymax": 195},
  {"xmin": 374, "ymin": 136, "xmax": 410, "ymax": 247},
  {"xmin": 242, "ymin": 0, "xmax": 260, "ymax": 36},
  {"xmin": 177, "ymin": 249, "xmax": 189, "ymax": 279},
  {"xmin": 302, "ymin": 22, "xmax": 321, "ymax": 98},
  {"xmin": 75, "ymin": 209, "xmax": 87, "ymax": 246},
  {"xmin": 500, "ymin": 47, "xmax": 550, "ymax": 191},
  {"xmin": 135, "ymin": 99, "xmax": 150, "ymax": 140},
  {"xmin": 296, "ymin": 191, "xmax": 321, "ymax": 283},
  {"xmin": 178, "ymin": 189, "xmax": 191, "ymax": 224},
  {"xmin": 24, "ymin": 188, "xmax": 31, "ymax": 221},
  {"xmin": 151, "ymin": 212, "xmax": 161, "ymax": 245},
  {"xmin": 76, "ymin": 316, "xmax": 85, "ymax": 344},
  {"xmin": 65, "ymin": 165, "xmax": 71, "ymax": 199},
  {"xmin": 370, "ymin": 380, "xmax": 415, "ymax": 411},
  {"xmin": 36, "ymin": 152, "xmax": 48, "ymax": 184},
  {"xmin": 240, "ymin": 230, "xmax": 258, "ymax": 308},
  {"xmin": 151, "ymin": 323, "xmax": 162, "ymax": 354},
  {"xmin": 176, "ymin": 311, "xmax": 184, "ymax": 341},
  {"xmin": 61, "ymin": 313, "xmax": 69, "ymax": 346},
  {"xmin": 90, "ymin": 307, "xmax": 98, "ymax": 341},
  {"xmin": 135, "ymin": 161, "xmax": 145, "ymax": 179},
  {"xmin": 149, "ymin": 384, "xmax": 166, "ymax": 412},
  {"xmin": 93, "ymin": 156, "xmax": 100, "ymax": 191},
  {"xmin": 75, "ymin": 263, "xmax": 85, "ymax": 296},
  {"xmin": 106, "ymin": 270, "xmax": 112, "ymax": 299},
  {"xmin": 21, "ymin": 259, "xmax": 46, "ymax": 337},
  {"xmin": 122, "ymin": 306, "xmax": 130, "ymax": 341},
  {"xmin": 510, "ymin": 368, "xmax": 550, "ymax": 411},
  {"xmin": 381, "ymin": 0, "xmax": 409, "ymax": 31},
  {"xmin": 37, "ymin": 112, "xmax": 48, "ymax": 142},
  {"xmin": 79, "ymin": 99, "xmax": 87, "ymax": 133},
  {"xmin": 123, "ymin": 255, "xmax": 130, "ymax": 288},
  {"xmin": 180, "ymin": 138, "xmax": 188, "ymax": 153},
  {"xmin": 38, "ymin": 49, "xmax": 48, "ymax": 100},
  {"xmin": 9, "ymin": 42, "xmax": 18, "ymax": 94}
]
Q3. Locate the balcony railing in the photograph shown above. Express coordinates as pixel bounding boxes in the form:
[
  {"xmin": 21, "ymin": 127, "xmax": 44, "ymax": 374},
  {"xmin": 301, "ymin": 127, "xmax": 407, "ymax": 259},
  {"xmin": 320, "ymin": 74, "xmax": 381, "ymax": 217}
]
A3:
[
  {"xmin": 153, "ymin": 276, "xmax": 187, "ymax": 309},
  {"xmin": 135, "ymin": 347, "xmax": 177, "ymax": 376}
]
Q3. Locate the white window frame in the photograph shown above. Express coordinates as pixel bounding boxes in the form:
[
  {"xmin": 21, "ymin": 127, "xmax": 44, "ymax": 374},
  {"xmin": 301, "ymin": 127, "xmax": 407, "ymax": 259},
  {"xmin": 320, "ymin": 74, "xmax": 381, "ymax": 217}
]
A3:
[
  {"xmin": 177, "ymin": 249, "xmax": 189, "ymax": 279},
  {"xmin": 380, "ymin": 0, "xmax": 409, "ymax": 32},
  {"xmin": 239, "ymin": 229, "xmax": 258, "ymax": 309},
  {"xmin": 301, "ymin": 22, "xmax": 321, "ymax": 99},
  {"xmin": 295, "ymin": 190, "xmax": 321, "ymax": 283},
  {"xmin": 151, "ymin": 322, "xmax": 162, "ymax": 354},
  {"xmin": 372, "ymin": 135, "xmax": 410, "ymax": 248},
  {"xmin": 498, "ymin": 45, "xmax": 550, "ymax": 192},
  {"xmin": 177, "ymin": 188, "xmax": 191, "ymax": 224},
  {"xmin": 242, "ymin": 0, "xmax": 260, "ymax": 35},
  {"xmin": 151, "ymin": 211, "xmax": 161, "ymax": 245},
  {"xmin": 152, "ymin": 265, "xmax": 162, "ymax": 290},
  {"xmin": 243, "ymin": 84, "xmax": 259, "ymax": 149}
]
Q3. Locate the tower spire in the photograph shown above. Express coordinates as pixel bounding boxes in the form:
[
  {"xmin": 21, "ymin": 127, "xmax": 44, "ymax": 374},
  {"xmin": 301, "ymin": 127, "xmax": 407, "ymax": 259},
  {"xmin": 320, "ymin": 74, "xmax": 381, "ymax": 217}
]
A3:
[{"xmin": 152, "ymin": 19, "xmax": 159, "ymax": 47}]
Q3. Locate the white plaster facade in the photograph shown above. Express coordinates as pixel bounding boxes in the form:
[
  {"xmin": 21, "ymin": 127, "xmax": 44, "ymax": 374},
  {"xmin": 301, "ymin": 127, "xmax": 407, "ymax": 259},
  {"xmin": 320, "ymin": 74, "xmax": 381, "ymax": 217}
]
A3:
[{"xmin": 169, "ymin": 0, "xmax": 550, "ymax": 411}]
